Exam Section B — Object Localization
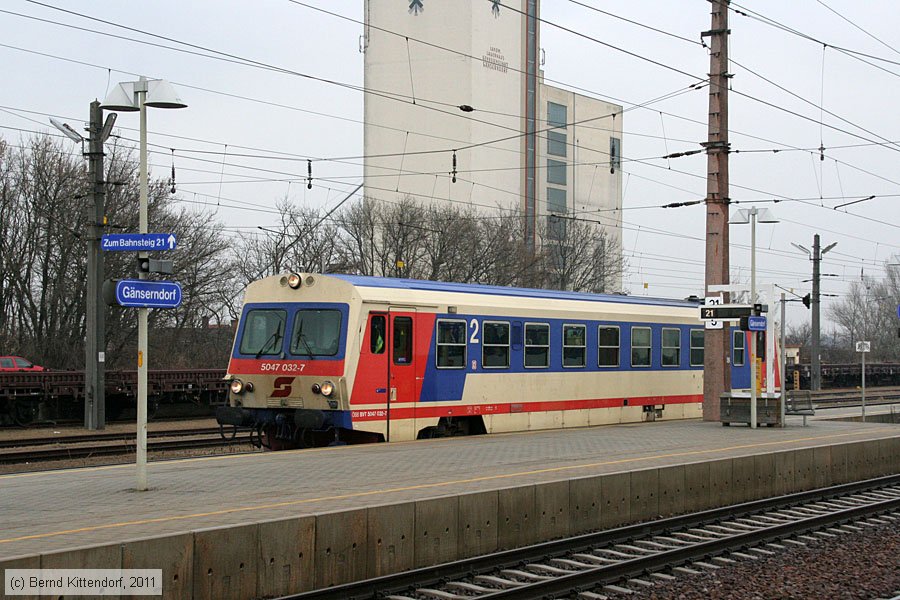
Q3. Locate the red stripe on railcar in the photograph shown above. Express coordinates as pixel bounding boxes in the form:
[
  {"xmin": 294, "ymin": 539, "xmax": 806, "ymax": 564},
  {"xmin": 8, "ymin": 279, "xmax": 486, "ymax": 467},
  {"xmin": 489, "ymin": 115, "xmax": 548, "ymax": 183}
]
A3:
[{"xmin": 350, "ymin": 394, "xmax": 702, "ymax": 421}]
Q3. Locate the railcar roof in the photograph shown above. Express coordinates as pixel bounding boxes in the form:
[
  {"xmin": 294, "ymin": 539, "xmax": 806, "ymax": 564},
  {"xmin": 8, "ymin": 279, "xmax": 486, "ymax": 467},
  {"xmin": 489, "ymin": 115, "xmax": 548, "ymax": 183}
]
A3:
[{"xmin": 329, "ymin": 274, "xmax": 699, "ymax": 309}]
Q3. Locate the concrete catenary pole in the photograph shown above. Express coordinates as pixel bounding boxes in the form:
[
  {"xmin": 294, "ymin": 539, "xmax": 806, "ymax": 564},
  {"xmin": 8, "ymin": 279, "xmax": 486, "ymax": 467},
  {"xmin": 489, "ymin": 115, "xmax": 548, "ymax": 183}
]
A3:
[
  {"xmin": 85, "ymin": 100, "xmax": 106, "ymax": 430},
  {"xmin": 811, "ymin": 234, "xmax": 823, "ymax": 391},
  {"xmin": 702, "ymin": 0, "xmax": 731, "ymax": 420}
]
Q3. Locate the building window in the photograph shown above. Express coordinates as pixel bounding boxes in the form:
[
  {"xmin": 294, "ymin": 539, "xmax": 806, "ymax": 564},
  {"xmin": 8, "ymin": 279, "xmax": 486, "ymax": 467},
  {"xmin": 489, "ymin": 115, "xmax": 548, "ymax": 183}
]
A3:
[
  {"xmin": 548, "ymin": 131, "xmax": 567, "ymax": 157},
  {"xmin": 548, "ymin": 101, "xmax": 567, "ymax": 128},
  {"xmin": 690, "ymin": 329, "xmax": 704, "ymax": 366},
  {"xmin": 547, "ymin": 215, "xmax": 566, "ymax": 241},
  {"xmin": 483, "ymin": 321, "xmax": 510, "ymax": 368},
  {"xmin": 547, "ymin": 187, "xmax": 567, "ymax": 214},
  {"xmin": 598, "ymin": 325, "xmax": 620, "ymax": 367},
  {"xmin": 524, "ymin": 323, "xmax": 550, "ymax": 368},
  {"xmin": 610, "ymin": 137, "xmax": 621, "ymax": 171},
  {"xmin": 631, "ymin": 326, "xmax": 652, "ymax": 367},
  {"xmin": 547, "ymin": 159, "xmax": 567, "ymax": 185},
  {"xmin": 563, "ymin": 324, "xmax": 586, "ymax": 367},
  {"xmin": 733, "ymin": 330, "xmax": 745, "ymax": 366},
  {"xmin": 662, "ymin": 327, "xmax": 681, "ymax": 367},
  {"xmin": 436, "ymin": 319, "xmax": 466, "ymax": 368}
]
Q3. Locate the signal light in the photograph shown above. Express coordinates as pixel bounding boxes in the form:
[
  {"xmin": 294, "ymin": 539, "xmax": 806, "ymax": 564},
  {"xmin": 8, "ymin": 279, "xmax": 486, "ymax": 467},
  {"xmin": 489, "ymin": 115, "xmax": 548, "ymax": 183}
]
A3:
[{"xmin": 802, "ymin": 293, "xmax": 811, "ymax": 309}]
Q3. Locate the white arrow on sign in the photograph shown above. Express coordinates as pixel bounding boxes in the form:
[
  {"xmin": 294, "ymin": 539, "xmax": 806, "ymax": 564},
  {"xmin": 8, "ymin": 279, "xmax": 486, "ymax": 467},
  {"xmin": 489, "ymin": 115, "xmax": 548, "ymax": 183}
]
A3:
[{"xmin": 167, "ymin": 234, "xmax": 176, "ymax": 250}]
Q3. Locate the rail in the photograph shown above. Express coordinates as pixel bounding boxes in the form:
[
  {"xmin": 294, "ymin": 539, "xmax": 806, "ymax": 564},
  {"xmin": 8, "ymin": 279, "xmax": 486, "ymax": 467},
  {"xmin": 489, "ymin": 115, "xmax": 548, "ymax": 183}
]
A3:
[{"xmin": 275, "ymin": 475, "xmax": 900, "ymax": 600}]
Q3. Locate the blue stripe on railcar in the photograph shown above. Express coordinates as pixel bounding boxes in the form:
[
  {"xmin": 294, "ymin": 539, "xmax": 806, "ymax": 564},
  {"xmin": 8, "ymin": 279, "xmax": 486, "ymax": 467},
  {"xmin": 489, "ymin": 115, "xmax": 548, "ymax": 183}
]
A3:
[
  {"xmin": 332, "ymin": 274, "xmax": 699, "ymax": 309},
  {"xmin": 419, "ymin": 314, "xmax": 706, "ymax": 403}
]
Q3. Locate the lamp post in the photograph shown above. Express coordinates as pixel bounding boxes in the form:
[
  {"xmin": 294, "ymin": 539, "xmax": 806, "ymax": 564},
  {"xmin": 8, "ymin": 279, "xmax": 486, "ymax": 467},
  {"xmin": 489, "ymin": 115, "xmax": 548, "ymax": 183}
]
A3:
[
  {"xmin": 102, "ymin": 78, "xmax": 186, "ymax": 491},
  {"xmin": 731, "ymin": 207, "xmax": 778, "ymax": 429},
  {"xmin": 792, "ymin": 235, "xmax": 837, "ymax": 391}
]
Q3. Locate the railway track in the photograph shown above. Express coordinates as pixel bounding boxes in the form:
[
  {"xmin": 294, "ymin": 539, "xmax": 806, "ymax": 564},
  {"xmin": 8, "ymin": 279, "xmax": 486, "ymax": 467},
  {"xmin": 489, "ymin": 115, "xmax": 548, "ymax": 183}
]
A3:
[
  {"xmin": 0, "ymin": 427, "xmax": 252, "ymax": 464},
  {"xmin": 278, "ymin": 475, "xmax": 900, "ymax": 600}
]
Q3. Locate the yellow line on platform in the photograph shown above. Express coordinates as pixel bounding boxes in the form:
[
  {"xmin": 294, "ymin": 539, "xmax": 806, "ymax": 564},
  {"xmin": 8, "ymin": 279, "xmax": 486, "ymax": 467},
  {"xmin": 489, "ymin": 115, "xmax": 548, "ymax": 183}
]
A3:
[{"xmin": 0, "ymin": 427, "xmax": 889, "ymax": 547}]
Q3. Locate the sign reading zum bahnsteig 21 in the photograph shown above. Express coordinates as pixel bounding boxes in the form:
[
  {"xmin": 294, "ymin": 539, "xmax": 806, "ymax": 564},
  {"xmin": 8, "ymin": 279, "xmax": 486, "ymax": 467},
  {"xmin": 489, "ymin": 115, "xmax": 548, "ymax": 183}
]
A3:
[
  {"xmin": 101, "ymin": 233, "xmax": 176, "ymax": 252},
  {"xmin": 114, "ymin": 280, "xmax": 182, "ymax": 309}
]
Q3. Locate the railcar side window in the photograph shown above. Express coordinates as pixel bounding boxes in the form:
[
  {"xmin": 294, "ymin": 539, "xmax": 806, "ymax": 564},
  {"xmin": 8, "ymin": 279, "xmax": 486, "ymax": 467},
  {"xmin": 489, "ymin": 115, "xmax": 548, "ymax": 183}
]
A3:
[
  {"xmin": 563, "ymin": 324, "xmax": 586, "ymax": 368},
  {"xmin": 662, "ymin": 328, "xmax": 681, "ymax": 367},
  {"xmin": 436, "ymin": 319, "xmax": 466, "ymax": 368},
  {"xmin": 370, "ymin": 315, "xmax": 386, "ymax": 354},
  {"xmin": 690, "ymin": 329, "xmax": 705, "ymax": 366},
  {"xmin": 524, "ymin": 323, "xmax": 550, "ymax": 368},
  {"xmin": 598, "ymin": 325, "xmax": 620, "ymax": 367},
  {"xmin": 239, "ymin": 309, "xmax": 286, "ymax": 356},
  {"xmin": 291, "ymin": 309, "xmax": 343, "ymax": 357},
  {"xmin": 483, "ymin": 321, "xmax": 510, "ymax": 368},
  {"xmin": 393, "ymin": 317, "xmax": 413, "ymax": 364},
  {"xmin": 733, "ymin": 330, "xmax": 745, "ymax": 366},
  {"xmin": 631, "ymin": 326, "xmax": 652, "ymax": 367}
]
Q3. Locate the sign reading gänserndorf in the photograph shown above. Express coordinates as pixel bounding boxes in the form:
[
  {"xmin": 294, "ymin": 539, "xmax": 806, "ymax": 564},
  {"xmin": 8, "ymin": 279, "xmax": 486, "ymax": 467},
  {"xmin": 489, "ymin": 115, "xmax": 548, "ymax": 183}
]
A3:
[
  {"xmin": 101, "ymin": 233, "xmax": 176, "ymax": 252},
  {"xmin": 114, "ymin": 280, "xmax": 182, "ymax": 309}
]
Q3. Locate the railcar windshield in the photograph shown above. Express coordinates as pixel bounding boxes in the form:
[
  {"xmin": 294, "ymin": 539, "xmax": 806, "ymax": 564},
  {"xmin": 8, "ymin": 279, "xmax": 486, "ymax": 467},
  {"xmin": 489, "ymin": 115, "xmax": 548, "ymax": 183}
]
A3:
[
  {"xmin": 239, "ymin": 309, "xmax": 286, "ymax": 357},
  {"xmin": 291, "ymin": 309, "xmax": 342, "ymax": 357}
]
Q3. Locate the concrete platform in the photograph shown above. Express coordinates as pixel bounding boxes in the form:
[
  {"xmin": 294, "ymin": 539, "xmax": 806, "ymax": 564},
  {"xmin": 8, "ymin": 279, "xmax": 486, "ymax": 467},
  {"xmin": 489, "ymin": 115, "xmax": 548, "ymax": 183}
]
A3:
[{"xmin": 1, "ymin": 418, "xmax": 898, "ymax": 598}]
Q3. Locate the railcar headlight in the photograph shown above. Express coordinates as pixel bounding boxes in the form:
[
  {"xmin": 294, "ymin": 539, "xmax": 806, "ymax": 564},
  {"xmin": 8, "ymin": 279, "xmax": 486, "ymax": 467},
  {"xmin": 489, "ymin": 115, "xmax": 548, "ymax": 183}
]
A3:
[
  {"xmin": 320, "ymin": 381, "xmax": 335, "ymax": 397},
  {"xmin": 230, "ymin": 379, "xmax": 246, "ymax": 395},
  {"xmin": 287, "ymin": 272, "xmax": 302, "ymax": 289},
  {"xmin": 311, "ymin": 383, "xmax": 321, "ymax": 394}
]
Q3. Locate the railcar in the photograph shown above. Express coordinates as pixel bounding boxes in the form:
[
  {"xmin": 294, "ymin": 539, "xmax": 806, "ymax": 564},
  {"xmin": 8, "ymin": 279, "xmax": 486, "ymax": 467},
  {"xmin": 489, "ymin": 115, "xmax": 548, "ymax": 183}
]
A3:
[{"xmin": 217, "ymin": 273, "xmax": 762, "ymax": 447}]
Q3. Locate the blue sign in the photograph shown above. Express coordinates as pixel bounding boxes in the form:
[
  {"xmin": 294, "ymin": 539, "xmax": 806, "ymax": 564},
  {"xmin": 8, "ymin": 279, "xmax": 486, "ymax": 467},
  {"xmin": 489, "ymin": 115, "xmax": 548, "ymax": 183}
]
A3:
[
  {"xmin": 747, "ymin": 315, "xmax": 767, "ymax": 331},
  {"xmin": 114, "ymin": 280, "xmax": 182, "ymax": 309},
  {"xmin": 101, "ymin": 233, "xmax": 177, "ymax": 252}
]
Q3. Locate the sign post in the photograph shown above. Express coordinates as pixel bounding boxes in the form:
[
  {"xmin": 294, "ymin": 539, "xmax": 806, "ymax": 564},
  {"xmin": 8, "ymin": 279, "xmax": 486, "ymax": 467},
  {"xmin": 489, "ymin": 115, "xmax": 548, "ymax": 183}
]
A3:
[{"xmin": 856, "ymin": 341, "xmax": 870, "ymax": 422}]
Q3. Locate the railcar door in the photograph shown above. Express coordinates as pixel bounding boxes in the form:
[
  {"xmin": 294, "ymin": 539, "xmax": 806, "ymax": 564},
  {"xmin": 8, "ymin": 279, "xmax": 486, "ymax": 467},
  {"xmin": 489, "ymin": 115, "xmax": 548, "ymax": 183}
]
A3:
[{"xmin": 387, "ymin": 308, "xmax": 418, "ymax": 441}]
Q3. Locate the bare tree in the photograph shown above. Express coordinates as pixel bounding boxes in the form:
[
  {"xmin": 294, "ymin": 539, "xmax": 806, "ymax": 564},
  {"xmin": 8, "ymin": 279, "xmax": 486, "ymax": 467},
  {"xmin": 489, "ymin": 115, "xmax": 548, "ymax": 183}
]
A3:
[{"xmin": 827, "ymin": 266, "xmax": 900, "ymax": 362}]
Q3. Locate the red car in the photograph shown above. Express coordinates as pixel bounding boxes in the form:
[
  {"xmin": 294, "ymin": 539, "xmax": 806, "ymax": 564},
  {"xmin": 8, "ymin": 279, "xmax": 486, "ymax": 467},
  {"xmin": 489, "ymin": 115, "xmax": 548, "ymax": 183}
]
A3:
[{"xmin": 0, "ymin": 356, "xmax": 44, "ymax": 372}]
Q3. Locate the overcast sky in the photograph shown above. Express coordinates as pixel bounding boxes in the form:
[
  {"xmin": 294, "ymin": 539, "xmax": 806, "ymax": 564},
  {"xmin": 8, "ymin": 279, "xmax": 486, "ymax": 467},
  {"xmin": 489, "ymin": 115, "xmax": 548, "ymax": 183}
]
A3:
[{"xmin": 2, "ymin": 0, "xmax": 899, "ymax": 332}]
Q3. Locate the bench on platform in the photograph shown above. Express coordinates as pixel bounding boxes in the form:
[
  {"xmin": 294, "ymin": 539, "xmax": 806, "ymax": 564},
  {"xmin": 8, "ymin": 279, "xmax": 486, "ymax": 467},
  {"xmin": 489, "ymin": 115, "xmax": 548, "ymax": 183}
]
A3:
[{"xmin": 786, "ymin": 390, "xmax": 815, "ymax": 426}]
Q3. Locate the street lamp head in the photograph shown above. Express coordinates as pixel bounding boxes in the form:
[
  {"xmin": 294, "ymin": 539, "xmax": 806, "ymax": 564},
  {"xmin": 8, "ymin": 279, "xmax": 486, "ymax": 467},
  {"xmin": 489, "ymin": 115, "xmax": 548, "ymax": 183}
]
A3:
[
  {"xmin": 730, "ymin": 208, "xmax": 751, "ymax": 224},
  {"xmin": 100, "ymin": 79, "xmax": 187, "ymax": 111},
  {"xmin": 791, "ymin": 242, "xmax": 811, "ymax": 257},
  {"xmin": 755, "ymin": 207, "xmax": 778, "ymax": 223},
  {"xmin": 144, "ymin": 79, "xmax": 187, "ymax": 109},
  {"xmin": 100, "ymin": 82, "xmax": 140, "ymax": 112},
  {"xmin": 822, "ymin": 241, "xmax": 838, "ymax": 255},
  {"xmin": 49, "ymin": 117, "xmax": 85, "ymax": 143}
]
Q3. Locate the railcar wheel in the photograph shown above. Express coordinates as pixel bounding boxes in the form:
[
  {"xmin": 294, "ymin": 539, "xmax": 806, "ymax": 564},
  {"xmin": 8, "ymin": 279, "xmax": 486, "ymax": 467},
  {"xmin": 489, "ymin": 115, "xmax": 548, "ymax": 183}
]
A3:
[
  {"xmin": 261, "ymin": 424, "xmax": 296, "ymax": 451},
  {"xmin": 11, "ymin": 400, "xmax": 38, "ymax": 427}
]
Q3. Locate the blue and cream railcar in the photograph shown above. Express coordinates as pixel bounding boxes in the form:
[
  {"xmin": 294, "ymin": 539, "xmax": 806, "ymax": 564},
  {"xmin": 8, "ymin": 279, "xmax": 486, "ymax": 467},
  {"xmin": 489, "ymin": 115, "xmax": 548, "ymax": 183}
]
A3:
[{"xmin": 217, "ymin": 273, "xmax": 748, "ymax": 447}]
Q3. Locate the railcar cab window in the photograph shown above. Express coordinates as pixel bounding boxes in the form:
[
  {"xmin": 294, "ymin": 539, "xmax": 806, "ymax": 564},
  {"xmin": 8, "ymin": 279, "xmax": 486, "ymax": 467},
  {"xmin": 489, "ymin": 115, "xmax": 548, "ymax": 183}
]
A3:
[
  {"xmin": 732, "ymin": 330, "xmax": 745, "ymax": 366},
  {"xmin": 524, "ymin": 323, "xmax": 550, "ymax": 368},
  {"xmin": 291, "ymin": 309, "xmax": 342, "ymax": 357},
  {"xmin": 661, "ymin": 328, "xmax": 681, "ymax": 367},
  {"xmin": 483, "ymin": 321, "xmax": 510, "ymax": 368},
  {"xmin": 631, "ymin": 326, "xmax": 652, "ymax": 367},
  {"xmin": 690, "ymin": 329, "xmax": 705, "ymax": 366},
  {"xmin": 393, "ymin": 316, "xmax": 413, "ymax": 364},
  {"xmin": 563, "ymin": 324, "xmax": 586, "ymax": 368},
  {"xmin": 436, "ymin": 319, "xmax": 466, "ymax": 368},
  {"xmin": 598, "ymin": 325, "xmax": 620, "ymax": 367},
  {"xmin": 240, "ymin": 309, "xmax": 286, "ymax": 356},
  {"xmin": 370, "ymin": 315, "xmax": 386, "ymax": 354}
]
